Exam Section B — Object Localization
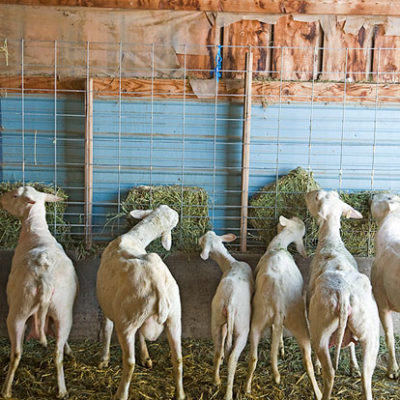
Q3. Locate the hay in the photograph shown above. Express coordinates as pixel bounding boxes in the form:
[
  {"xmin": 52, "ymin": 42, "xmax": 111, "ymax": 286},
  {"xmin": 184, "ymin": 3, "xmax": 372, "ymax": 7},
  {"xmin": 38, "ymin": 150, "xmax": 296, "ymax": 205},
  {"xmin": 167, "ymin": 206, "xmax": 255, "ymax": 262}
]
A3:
[
  {"xmin": 116, "ymin": 185, "xmax": 210, "ymax": 257},
  {"xmin": 0, "ymin": 336, "xmax": 398, "ymax": 400},
  {"xmin": 340, "ymin": 191, "xmax": 379, "ymax": 257},
  {"xmin": 248, "ymin": 168, "xmax": 385, "ymax": 257},
  {"xmin": 0, "ymin": 182, "xmax": 72, "ymax": 251},
  {"xmin": 248, "ymin": 167, "xmax": 320, "ymax": 253}
]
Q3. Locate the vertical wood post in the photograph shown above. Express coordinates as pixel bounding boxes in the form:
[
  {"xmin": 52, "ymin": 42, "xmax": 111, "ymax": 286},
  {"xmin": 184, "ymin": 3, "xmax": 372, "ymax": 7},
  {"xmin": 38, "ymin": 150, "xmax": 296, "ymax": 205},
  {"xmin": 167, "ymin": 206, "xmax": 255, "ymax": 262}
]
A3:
[
  {"xmin": 85, "ymin": 77, "xmax": 93, "ymax": 249},
  {"xmin": 240, "ymin": 50, "xmax": 253, "ymax": 252}
]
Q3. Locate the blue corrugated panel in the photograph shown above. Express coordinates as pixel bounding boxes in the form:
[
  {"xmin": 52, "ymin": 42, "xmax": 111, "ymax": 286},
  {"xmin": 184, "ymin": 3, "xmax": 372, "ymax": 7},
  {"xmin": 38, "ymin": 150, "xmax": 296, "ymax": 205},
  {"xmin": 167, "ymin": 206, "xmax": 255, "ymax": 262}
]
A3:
[{"xmin": 1, "ymin": 95, "xmax": 400, "ymax": 241}]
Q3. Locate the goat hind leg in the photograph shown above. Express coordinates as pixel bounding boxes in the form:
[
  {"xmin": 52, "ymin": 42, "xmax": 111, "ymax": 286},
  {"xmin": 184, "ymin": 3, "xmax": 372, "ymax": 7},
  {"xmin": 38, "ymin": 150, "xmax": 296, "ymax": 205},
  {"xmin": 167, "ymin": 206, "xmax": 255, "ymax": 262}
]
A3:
[
  {"xmin": 114, "ymin": 329, "xmax": 136, "ymax": 400},
  {"xmin": 225, "ymin": 334, "xmax": 247, "ymax": 400},
  {"xmin": 380, "ymin": 309, "xmax": 399, "ymax": 379},
  {"xmin": 99, "ymin": 317, "xmax": 114, "ymax": 368},
  {"xmin": 166, "ymin": 317, "xmax": 185, "ymax": 400},
  {"xmin": 271, "ymin": 318, "xmax": 284, "ymax": 385},
  {"xmin": 212, "ymin": 323, "xmax": 227, "ymax": 386},
  {"xmin": 2, "ymin": 317, "xmax": 26, "ymax": 398}
]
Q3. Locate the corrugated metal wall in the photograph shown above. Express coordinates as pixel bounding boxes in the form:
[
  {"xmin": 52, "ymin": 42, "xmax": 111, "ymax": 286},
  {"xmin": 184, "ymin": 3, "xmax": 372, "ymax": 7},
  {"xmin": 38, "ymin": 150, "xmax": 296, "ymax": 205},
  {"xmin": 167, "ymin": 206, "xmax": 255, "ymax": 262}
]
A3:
[{"xmin": 2, "ymin": 94, "xmax": 400, "ymax": 241}]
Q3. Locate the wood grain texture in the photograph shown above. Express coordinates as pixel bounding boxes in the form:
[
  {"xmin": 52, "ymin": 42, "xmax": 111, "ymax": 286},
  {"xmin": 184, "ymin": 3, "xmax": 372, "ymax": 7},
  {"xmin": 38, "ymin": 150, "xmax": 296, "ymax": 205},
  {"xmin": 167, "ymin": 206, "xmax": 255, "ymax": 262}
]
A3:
[
  {"xmin": 321, "ymin": 18, "xmax": 374, "ymax": 82},
  {"xmin": 1, "ymin": 76, "xmax": 399, "ymax": 104},
  {"xmin": 271, "ymin": 15, "xmax": 321, "ymax": 80},
  {"xmin": 223, "ymin": 20, "xmax": 271, "ymax": 79},
  {"xmin": 372, "ymin": 25, "xmax": 400, "ymax": 83},
  {"xmin": 0, "ymin": 0, "xmax": 399, "ymax": 15}
]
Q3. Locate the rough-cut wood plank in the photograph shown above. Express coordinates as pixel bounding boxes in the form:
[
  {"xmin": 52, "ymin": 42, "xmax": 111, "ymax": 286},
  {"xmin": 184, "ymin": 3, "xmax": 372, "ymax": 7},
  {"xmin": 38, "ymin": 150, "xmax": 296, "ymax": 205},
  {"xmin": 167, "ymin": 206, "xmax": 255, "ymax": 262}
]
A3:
[
  {"xmin": 240, "ymin": 51, "xmax": 253, "ymax": 252},
  {"xmin": 84, "ymin": 77, "xmax": 93, "ymax": 249},
  {"xmin": 321, "ymin": 17, "xmax": 374, "ymax": 82},
  {"xmin": 223, "ymin": 20, "xmax": 271, "ymax": 79},
  {"xmin": 271, "ymin": 15, "xmax": 321, "ymax": 80},
  {"xmin": 0, "ymin": 76, "xmax": 85, "ymax": 94},
  {"xmin": 176, "ymin": 22, "xmax": 219, "ymax": 79},
  {"xmin": 0, "ymin": 0, "xmax": 399, "ymax": 16},
  {"xmin": 1, "ymin": 76, "xmax": 399, "ymax": 104},
  {"xmin": 372, "ymin": 25, "xmax": 400, "ymax": 83}
]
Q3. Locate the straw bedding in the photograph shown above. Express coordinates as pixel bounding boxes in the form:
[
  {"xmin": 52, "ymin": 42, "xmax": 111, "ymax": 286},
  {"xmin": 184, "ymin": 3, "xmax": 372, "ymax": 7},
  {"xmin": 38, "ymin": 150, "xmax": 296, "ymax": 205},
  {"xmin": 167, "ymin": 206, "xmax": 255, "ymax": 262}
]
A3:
[{"xmin": 0, "ymin": 336, "xmax": 398, "ymax": 400}]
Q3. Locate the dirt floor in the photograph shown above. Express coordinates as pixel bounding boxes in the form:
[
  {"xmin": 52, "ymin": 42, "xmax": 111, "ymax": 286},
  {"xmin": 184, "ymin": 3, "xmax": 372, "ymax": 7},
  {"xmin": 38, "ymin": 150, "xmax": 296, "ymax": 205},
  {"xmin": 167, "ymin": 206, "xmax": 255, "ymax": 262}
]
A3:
[{"xmin": 0, "ymin": 337, "xmax": 399, "ymax": 399}]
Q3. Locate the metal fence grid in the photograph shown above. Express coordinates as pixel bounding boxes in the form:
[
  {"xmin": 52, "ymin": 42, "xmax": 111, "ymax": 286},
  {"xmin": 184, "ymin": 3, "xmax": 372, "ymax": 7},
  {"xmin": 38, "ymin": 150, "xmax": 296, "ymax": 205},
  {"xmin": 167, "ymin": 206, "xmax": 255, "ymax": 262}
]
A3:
[{"xmin": 1, "ymin": 39, "xmax": 400, "ymax": 254}]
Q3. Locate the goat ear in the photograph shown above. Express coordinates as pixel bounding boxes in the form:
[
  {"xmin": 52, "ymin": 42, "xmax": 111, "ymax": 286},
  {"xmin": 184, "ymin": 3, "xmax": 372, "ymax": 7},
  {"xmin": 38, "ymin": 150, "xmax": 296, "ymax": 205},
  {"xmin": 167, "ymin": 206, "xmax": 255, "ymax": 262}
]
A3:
[
  {"xmin": 388, "ymin": 201, "xmax": 400, "ymax": 213},
  {"xmin": 200, "ymin": 246, "xmax": 210, "ymax": 260},
  {"xmin": 219, "ymin": 233, "xmax": 236, "ymax": 243},
  {"xmin": 161, "ymin": 230, "xmax": 172, "ymax": 251},
  {"xmin": 129, "ymin": 209, "xmax": 153, "ymax": 219},
  {"xmin": 279, "ymin": 215, "xmax": 289, "ymax": 226},
  {"xmin": 342, "ymin": 204, "xmax": 363, "ymax": 219},
  {"xmin": 44, "ymin": 194, "xmax": 63, "ymax": 203}
]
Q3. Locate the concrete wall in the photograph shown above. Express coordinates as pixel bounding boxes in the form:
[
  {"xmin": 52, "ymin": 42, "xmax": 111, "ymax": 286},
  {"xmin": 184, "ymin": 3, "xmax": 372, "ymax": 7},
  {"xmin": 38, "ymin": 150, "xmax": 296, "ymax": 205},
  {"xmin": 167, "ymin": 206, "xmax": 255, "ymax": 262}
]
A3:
[{"xmin": 0, "ymin": 251, "xmax": 397, "ymax": 339}]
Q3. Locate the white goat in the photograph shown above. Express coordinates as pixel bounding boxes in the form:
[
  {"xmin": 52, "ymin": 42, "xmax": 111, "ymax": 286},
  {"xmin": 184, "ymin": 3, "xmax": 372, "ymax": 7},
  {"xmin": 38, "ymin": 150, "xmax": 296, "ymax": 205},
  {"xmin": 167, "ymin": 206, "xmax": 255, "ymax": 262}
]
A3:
[
  {"xmin": 198, "ymin": 231, "xmax": 253, "ymax": 400},
  {"xmin": 245, "ymin": 216, "xmax": 322, "ymax": 399},
  {"xmin": 0, "ymin": 186, "xmax": 78, "ymax": 399},
  {"xmin": 96, "ymin": 205, "xmax": 185, "ymax": 400},
  {"xmin": 306, "ymin": 190, "xmax": 380, "ymax": 400},
  {"xmin": 371, "ymin": 193, "xmax": 400, "ymax": 379}
]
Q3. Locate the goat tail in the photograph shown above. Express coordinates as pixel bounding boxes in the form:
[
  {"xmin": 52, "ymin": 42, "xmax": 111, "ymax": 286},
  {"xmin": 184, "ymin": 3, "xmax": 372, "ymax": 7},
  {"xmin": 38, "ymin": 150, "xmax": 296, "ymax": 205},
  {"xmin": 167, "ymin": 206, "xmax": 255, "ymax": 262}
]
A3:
[
  {"xmin": 334, "ymin": 290, "xmax": 350, "ymax": 371},
  {"xmin": 155, "ymin": 282, "xmax": 170, "ymax": 325},
  {"xmin": 36, "ymin": 280, "xmax": 53, "ymax": 347},
  {"xmin": 225, "ymin": 306, "xmax": 235, "ymax": 357}
]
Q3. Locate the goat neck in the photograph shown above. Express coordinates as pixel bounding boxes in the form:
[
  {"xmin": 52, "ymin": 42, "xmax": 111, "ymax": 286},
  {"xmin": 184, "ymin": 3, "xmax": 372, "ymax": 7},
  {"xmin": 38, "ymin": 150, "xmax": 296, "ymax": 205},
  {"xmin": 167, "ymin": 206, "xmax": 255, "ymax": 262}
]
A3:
[
  {"xmin": 18, "ymin": 202, "xmax": 53, "ymax": 247},
  {"xmin": 209, "ymin": 242, "xmax": 236, "ymax": 274},
  {"xmin": 267, "ymin": 229, "xmax": 294, "ymax": 252},
  {"xmin": 120, "ymin": 214, "xmax": 167, "ymax": 253},
  {"xmin": 316, "ymin": 212, "xmax": 342, "ymax": 250}
]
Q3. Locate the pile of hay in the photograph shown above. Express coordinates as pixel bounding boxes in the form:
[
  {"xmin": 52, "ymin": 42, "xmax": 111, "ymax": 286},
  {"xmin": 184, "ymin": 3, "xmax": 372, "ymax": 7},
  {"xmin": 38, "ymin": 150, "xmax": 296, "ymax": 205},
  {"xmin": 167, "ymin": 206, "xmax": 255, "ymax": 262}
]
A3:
[
  {"xmin": 248, "ymin": 168, "xmax": 383, "ymax": 256},
  {"xmin": 0, "ymin": 336, "xmax": 397, "ymax": 399},
  {"xmin": 248, "ymin": 167, "xmax": 320, "ymax": 252},
  {"xmin": 340, "ymin": 191, "xmax": 378, "ymax": 257},
  {"xmin": 0, "ymin": 182, "xmax": 71, "ymax": 250},
  {"xmin": 117, "ymin": 185, "xmax": 210, "ymax": 256}
]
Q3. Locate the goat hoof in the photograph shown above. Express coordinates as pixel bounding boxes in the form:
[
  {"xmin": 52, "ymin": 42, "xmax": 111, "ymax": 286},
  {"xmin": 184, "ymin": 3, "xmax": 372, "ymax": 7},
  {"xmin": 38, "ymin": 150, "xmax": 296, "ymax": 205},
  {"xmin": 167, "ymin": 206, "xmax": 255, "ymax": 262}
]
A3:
[
  {"xmin": 351, "ymin": 368, "xmax": 361, "ymax": 378},
  {"xmin": 274, "ymin": 375, "xmax": 281, "ymax": 385},
  {"xmin": 98, "ymin": 360, "xmax": 109, "ymax": 369},
  {"xmin": 1, "ymin": 389, "xmax": 11, "ymax": 399},
  {"xmin": 213, "ymin": 378, "xmax": 221, "ymax": 387},
  {"xmin": 175, "ymin": 391, "xmax": 185, "ymax": 400},
  {"xmin": 141, "ymin": 358, "xmax": 153, "ymax": 369},
  {"xmin": 387, "ymin": 370, "xmax": 399, "ymax": 379},
  {"xmin": 57, "ymin": 391, "xmax": 69, "ymax": 399}
]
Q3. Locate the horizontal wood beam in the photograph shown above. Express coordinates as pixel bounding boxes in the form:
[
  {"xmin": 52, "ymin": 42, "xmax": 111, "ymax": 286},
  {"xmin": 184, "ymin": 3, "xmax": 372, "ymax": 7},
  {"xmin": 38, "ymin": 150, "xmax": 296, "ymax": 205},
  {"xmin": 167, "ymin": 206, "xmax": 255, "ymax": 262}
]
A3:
[
  {"xmin": 0, "ymin": 0, "xmax": 399, "ymax": 16},
  {"xmin": 0, "ymin": 76, "xmax": 399, "ymax": 104}
]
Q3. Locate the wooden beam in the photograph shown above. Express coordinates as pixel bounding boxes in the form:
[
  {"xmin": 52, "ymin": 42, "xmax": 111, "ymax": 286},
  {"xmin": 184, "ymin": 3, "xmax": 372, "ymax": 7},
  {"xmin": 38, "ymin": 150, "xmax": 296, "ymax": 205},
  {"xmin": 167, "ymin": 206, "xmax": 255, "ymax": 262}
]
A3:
[
  {"xmin": 84, "ymin": 77, "xmax": 93, "ymax": 249},
  {"xmin": 240, "ymin": 51, "xmax": 252, "ymax": 253},
  {"xmin": 0, "ymin": 76, "xmax": 399, "ymax": 104},
  {"xmin": 272, "ymin": 15, "xmax": 321, "ymax": 80},
  {"xmin": 0, "ymin": 0, "xmax": 399, "ymax": 16},
  {"xmin": 223, "ymin": 20, "xmax": 271, "ymax": 79}
]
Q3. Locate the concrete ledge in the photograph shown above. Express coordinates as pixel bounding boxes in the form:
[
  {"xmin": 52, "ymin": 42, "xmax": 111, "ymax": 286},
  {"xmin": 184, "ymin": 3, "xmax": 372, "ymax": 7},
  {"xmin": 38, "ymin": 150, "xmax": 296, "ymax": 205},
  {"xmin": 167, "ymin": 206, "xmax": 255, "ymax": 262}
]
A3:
[{"xmin": 0, "ymin": 251, "xmax": 397, "ymax": 339}]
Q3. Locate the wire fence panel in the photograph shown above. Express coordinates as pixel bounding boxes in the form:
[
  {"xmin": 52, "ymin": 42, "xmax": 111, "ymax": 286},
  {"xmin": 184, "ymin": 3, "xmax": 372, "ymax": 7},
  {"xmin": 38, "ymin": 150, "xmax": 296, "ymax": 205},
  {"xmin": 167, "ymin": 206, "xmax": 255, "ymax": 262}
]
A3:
[{"xmin": 1, "ymin": 39, "xmax": 400, "ymax": 254}]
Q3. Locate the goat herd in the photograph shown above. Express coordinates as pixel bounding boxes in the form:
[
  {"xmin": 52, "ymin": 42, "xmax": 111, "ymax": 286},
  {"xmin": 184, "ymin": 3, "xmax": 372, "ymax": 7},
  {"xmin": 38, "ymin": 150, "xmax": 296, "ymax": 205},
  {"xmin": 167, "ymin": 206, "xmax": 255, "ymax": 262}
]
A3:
[{"xmin": 0, "ymin": 185, "xmax": 399, "ymax": 400}]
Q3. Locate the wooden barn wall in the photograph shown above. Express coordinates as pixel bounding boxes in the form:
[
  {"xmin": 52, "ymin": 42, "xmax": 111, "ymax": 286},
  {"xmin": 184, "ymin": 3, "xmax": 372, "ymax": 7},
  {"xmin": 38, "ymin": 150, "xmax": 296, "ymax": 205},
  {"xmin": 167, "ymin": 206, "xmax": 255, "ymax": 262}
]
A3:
[{"xmin": 1, "ymin": 5, "xmax": 400, "ymax": 85}]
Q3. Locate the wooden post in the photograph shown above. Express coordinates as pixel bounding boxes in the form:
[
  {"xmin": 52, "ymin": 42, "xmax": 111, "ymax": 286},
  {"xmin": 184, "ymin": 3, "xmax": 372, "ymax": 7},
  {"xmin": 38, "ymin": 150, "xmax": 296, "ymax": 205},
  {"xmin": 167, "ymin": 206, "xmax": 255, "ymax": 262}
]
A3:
[
  {"xmin": 84, "ymin": 77, "xmax": 94, "ymax": 249},
  {"xmin": 240, "ymin": 50, "xmax": 253, "ymax": 252}
]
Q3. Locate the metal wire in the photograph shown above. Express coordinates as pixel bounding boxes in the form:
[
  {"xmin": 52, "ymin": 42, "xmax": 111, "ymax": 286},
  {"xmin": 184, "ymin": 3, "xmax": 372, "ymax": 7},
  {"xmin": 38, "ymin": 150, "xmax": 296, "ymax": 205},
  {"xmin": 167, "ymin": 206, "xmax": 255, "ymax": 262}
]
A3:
[{"xmin": 1, "ymin": 39, "xmax": 400, "ymax": 252}]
